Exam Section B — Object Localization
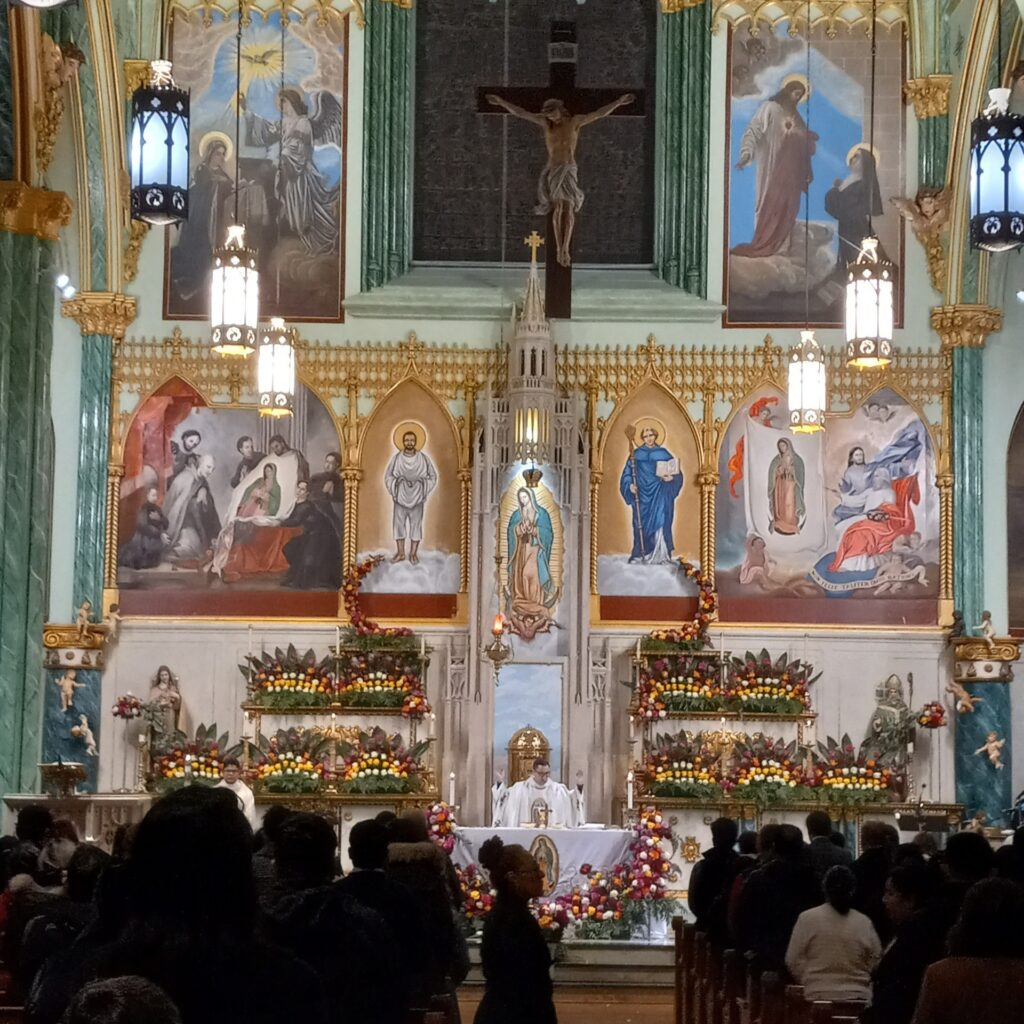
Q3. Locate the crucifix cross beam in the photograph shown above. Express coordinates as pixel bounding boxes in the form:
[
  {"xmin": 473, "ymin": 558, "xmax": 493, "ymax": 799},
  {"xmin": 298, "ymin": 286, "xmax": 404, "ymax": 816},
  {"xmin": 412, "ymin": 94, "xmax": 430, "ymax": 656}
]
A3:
[{"xmin": 477, "ymin": 20, "xmax": 646, "ymax": 318}]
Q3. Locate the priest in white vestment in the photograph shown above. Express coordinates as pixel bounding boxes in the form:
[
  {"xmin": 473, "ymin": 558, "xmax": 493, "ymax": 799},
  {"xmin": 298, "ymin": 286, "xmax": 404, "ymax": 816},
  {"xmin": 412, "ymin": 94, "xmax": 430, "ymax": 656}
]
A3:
[
  {"xmin": 216, "ymin": 757, "xmax": 258, "ymax": 830},
  {"xmin": 491, "ymin": 757, "xmax": 585, "ymax": 828}
]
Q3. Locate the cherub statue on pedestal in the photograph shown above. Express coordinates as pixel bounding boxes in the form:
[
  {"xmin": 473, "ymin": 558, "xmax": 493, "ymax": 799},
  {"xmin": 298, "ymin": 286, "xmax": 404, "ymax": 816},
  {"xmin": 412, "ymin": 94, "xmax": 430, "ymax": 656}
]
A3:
[
  {"xmin": 974, "ymin": 610, "xmax": 996, "ymax": 652},
  {"xmin": 975, "ymin": 731, "xmax": 1005, "ymax": 771}
]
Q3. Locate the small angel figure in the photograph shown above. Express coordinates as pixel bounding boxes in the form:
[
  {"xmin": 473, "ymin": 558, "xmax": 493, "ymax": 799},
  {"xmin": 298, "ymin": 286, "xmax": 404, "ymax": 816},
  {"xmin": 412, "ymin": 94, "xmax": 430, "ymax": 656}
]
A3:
[
  {"xmin": 76, "ymin": 599, "xmax": 93, "ymax": 640},
  {"xmin": 71, "ymin": 714, "xmax": 98, "ymax": 757},
  {"xmin": 974, "ymin": 610, "xmax": 996, "ymax": 652},
  {"xmin": 54, "ymin": 668, "xmax": 85, "ymax": 712},
  {"xmin": 890, "ymin": 187, "xmax": 949, "ymax": 237},
  {"xmin": 946, "ymin": 679, "xmax": 984, "ymax": 714},
  {"xmin": 103, "ymin": 603, "xmax": 122, "ymax": 644},
  {"xmin": 975, "ymin": 731, "xmax": 1005, "ymax": 771}
]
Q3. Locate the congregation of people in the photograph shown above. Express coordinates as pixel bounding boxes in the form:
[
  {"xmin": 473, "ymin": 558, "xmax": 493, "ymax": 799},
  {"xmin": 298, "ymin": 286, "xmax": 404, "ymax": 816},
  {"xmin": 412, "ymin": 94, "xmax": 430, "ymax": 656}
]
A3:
[
  {"xmin": 686, "ymin": 811, "xmax": 1024, "ymax": 1024},
  {"xmin": 0, "ymin": 789, "xmax": 557, "ymax": 1024}
]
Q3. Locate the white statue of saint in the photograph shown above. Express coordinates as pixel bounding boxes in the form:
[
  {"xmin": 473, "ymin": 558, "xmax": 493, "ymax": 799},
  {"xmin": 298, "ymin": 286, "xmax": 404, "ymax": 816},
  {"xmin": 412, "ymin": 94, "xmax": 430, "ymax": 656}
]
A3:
[{"xmin": 491, "ymin": 757, "xmax": 585, "ymax": 828}]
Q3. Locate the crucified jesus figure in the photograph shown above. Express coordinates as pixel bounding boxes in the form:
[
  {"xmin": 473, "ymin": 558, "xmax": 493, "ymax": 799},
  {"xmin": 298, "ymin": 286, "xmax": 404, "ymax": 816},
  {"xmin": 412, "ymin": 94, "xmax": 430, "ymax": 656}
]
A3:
[{"xmin": 485, "ymin": 92, "xmax": 635, "ymax": 266}]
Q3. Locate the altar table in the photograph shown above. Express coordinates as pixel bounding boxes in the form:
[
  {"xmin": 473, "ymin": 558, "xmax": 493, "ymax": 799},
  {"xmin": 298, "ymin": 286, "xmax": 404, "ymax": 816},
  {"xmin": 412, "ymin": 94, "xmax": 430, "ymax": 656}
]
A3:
[{"xmin": 453, "ymin": 826, "xmax": 633, "ymax": 896}]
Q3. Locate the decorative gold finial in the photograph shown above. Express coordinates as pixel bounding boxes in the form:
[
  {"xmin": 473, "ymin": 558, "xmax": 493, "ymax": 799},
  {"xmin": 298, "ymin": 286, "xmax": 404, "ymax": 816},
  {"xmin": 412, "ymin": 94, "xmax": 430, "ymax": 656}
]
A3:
[{"xmin": 524, "ymin": 231, "xmax": 545, "ymax": 263}]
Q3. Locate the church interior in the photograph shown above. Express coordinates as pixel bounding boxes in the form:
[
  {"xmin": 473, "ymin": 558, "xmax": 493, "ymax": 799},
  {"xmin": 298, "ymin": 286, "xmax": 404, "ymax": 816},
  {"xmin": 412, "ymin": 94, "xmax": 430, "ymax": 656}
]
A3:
[{"xmin": 2, "ymin": 0, "xmax": 1024, "ymax": 1021}]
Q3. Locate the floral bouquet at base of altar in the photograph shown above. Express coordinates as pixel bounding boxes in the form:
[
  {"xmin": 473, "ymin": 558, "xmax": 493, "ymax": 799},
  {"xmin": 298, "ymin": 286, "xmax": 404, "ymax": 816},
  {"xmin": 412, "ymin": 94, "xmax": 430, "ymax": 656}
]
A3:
[
  {"xmin": 810, "ymin": 735, "xmax": 901, "ymax": 804},
  {"xmin": 635, "ymin": 657, "xmax": 724, "ymax": 719},
  {"xmin": 426, "ymin": 802, "xmax": 457, "ymax": 853},
  {"xmin": 643, "ymin": 731, "xmax": 722, "ymax": 799},
  {"xmin": 562, "ymin": 867, "xmax": 629, "ymax": 939},
  {"xmin": 724, "ymin": 735, "xmax": 812, "ymax": 807},
  {"xmin": 643, "ymin": 561, "xmax": 717, "ymax": 653},
  {"xmin": 335, "ymin": 653, "xmax": 431, "ymax": 719},
  {"xmin": 241, "ymin": 644, "xmax": 335, "ymax": 709},
  {"xmin": 916, "ymin": 701, "xmax": 947, "ymax": 729},
  {"xmin": 148, "ymin": 724, "xmax": 235, "ymax": 792},
  {"xmin": 455, "ymin": 863, "xmax": 495, "ymax": 928},
  {"xmin": 335, "ymin": 726, "xmax": 429, "ymax": 794},
  {"xmin": 724, "ymin": 649, "xmax": 817, "ymax": 715},
  {"xmin": 253, "ymin": 727, "xmax": 328, "ymax": 794},
  {"xmin": 627, "ymin": 807, "xmax": 674, "ymax": 906},
  {"xmin": 111, "ymin": 694, "xmax": 144, "ymax": 720}
]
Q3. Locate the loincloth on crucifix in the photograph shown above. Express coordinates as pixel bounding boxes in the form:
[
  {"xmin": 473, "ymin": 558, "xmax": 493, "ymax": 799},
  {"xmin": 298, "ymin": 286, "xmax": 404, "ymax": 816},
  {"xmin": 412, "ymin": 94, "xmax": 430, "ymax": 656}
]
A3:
[{"xmin": 534, "ymin": 162, "xmax": 584, "ymax": 216}]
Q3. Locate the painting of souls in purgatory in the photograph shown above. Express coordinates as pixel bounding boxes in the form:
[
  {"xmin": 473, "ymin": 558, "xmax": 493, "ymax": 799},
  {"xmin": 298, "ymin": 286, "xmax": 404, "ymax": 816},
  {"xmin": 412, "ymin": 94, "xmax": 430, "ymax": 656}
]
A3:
[
  {"xmin": 724, "ymin": 20, "xmax": 904, "ymax": 326},
  {"xmin": 116, "ymin": 378, "xmax": 343, "ymax": 616},
  {"xmin": 716, "ymin": 387, "xmax": 939, "ymax": 625},
  {"xmin": 164, "ymin": 8, "xmax": 347, "ymax": 323}
]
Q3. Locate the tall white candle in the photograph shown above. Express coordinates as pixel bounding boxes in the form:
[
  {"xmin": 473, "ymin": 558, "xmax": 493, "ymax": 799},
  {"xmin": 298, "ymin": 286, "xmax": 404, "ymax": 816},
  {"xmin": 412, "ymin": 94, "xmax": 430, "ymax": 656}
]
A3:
[
  {"xmin": 421, "ymin": 635, "xmax": 426, "ymax": 659},
  {"xmin": 335, "ymin": 624, "xmax": 341, "ymax": 651},
  {"xmin": 429, "ymin": 712, "xmax": 436, "ymax": 739},
  {"xmin": 448, "ymin": 770, "xmax": 456, "ymax": 806},
  {"xmin": 248, "ymin": 624, "xmax": 253, "ymax": 659},
  {"xmin": 627, "ymin": 770, "xmax": 635, "ymax": 811}
]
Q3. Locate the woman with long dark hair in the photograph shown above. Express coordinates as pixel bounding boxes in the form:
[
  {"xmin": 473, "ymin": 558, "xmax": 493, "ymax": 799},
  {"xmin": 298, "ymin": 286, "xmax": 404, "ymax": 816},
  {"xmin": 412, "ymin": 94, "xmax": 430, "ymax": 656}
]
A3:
[
  {"xmin": 785, "ymin": 865, "xmax": 881, "ymax": 1001},
  {"xmin": 475, "ymin": 836, "xmax": 556, "ymax": 1024}
]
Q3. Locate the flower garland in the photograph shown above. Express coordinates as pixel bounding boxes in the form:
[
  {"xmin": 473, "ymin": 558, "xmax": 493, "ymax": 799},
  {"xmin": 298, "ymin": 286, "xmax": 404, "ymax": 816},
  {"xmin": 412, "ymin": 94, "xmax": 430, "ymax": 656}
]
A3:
[
  {"xmin": 916, "ymin": 701, "xmax": 947, "ymax": 729},
  {"xmin": 343, "ymin": 557, "xmax": 414, "ymax": 639},
  {"xmin": 636, "ymin": 657, "xmax": 721, "ymax": 719},
  {"xmin": 426, "ymin": 802, "xmax": 457, "ymax": 854},
  {"xmin": 335, "ymin": 656, "xmax": 431, "ymax": 720},
  {"xmin": 246, "ymin": 655, "xmax": 335, "ymax": 708},
  {"xmin": 111, "ymin": 694, "xmax": 144, "ymax": 719},
  {"xmin": 810, "ymin": 734, "xmax": 901, "ymax": 804},
  {"xmin": 723, "ymin": 649, "xmax": 816, "ymax": 714},
  {"xmin": 646, "ymin": 561, "xmax": 717, "ymax": 650},
  {"xmin": 255, "ymin": 750, "xmax": 325, "ymax": 793}
]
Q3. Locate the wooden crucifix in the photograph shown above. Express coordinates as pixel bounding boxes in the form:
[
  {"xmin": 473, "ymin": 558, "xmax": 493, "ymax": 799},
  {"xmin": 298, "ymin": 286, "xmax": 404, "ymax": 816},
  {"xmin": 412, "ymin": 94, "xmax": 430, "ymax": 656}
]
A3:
[{"xmin": 477, "ymin": 21, "xmax": 645, "ymax": 318}]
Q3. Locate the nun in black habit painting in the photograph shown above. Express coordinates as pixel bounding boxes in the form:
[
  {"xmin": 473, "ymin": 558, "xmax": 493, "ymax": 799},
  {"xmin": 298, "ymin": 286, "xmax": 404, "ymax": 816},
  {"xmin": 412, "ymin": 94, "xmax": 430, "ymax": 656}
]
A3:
[
  {"xmin": 824, "ymin": 145, "xmax": 886, "ymax": 272},
  {"xmin": 280, "ymin": 480, "xmax": 342, "ymax": 589}
]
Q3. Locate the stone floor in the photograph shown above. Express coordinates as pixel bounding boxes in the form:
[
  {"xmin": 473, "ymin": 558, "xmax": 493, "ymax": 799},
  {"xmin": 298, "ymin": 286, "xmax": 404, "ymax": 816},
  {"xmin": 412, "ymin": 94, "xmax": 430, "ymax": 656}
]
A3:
[{"xmin": 458, "ymin": 985, "xmax": 674, "ymax": 1024}]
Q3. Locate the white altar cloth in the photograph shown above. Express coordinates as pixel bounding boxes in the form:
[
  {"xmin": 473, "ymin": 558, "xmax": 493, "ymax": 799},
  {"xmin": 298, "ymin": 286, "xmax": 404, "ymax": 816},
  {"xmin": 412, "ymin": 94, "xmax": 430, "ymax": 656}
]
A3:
[{"xmin": 453, "ymin": 826, "xmax": 633, "ymax": 896}]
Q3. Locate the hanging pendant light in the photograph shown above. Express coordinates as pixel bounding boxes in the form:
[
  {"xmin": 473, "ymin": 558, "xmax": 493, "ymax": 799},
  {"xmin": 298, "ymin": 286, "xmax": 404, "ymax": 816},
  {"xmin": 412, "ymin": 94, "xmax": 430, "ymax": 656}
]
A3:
[
  {"xmin": 788, "ymin": 330, "xmax": 826, "ymax": 433},
  {"xmin": 211, "ymin": 0, "xmax": 258, "ymax": 356},
  {"xmin": 970, "ymin": 91, "xmax": 1024, "ymax": 251},
  {"xmin": 129, "ymin": 0, "xmax": 189, "ymax": 225},
  {"xmin": 845, "ymin": 0, "xmax": 896, "ymax": 369},
  {"xmin": 257, "ymin": 317, "xmax": 296, "ymax": 417}
]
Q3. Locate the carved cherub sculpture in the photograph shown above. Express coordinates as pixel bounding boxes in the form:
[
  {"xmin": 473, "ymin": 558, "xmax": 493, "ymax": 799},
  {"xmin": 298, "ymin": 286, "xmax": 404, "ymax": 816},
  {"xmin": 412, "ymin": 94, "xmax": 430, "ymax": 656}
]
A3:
[
  {"xmin": 104, "ymin": 603, "xmax": 123, "ymax": 644},
  {"xmin": 76, "ymin": 599, "xmax": 93, "ymax": 640},
  {"xmin": 890, "ymin": 188, "xmax": 949, "ymax": 290},
  {"xmin": 949, "ymin": 609, "xmax": 966, "ymax": 639},
  {"xmin": 946, "ymin": 679, "xmax": 984, "ymax": 715},
  {"xmin": 71, "ymin": 714, "xmax": 98, "ymax": 757},
  {"xmin": 975, "ymin": 731, "xmax": 1005, "ymax": 771},
  {"xmin": 54, "ymin": 668, "xmax": 85, "ymax": 713},
  {"xmin": 974, "ymin": 610, "xmax": 996, "ymax": 652}
]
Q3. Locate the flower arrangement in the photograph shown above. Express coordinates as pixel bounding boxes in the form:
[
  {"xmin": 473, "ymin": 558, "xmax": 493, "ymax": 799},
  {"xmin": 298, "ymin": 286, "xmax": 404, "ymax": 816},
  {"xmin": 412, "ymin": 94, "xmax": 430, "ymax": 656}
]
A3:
[
  {"xmin": 627, "ymin": 807, "xmax": 675, "ymax": 902},
  {"xmin": 645, "ymin": 561, "xmax": 717, "ymax": 651},
  {"xmin": 241, "ymin": 645, "xmax": 335, "ymax": 709},
  {"xmin": 335, "ymin": 651, "xmax": 430, "ymax": 719},
  {"xmin": 426, "ymin": 802, "xmax": 457, "ymax": 854},
  {"xmin": 636, "ymin": 656, "xmax": 723, "ymax": 718},
  {"xmin": 111, "ymin": 694, "xmax": 144, "ymax": 719},
  {"xmin": 335, "ymin": 727, "xmax": 429, "ymax": 794},
  {"xmin": 643, "ymin": 731, "xmax": 721, "ymax": 798},
  {"xmin": 455, "ymin": 863, "xmax": 496, "ymax": 922},
  {"xmin": 724, "ymin": 734, "xmax": 810, "ymax": 806},
  {"xmin": 149, "ymin": 724, "xmax": 234, "ymax": 792},
  {"xmin": 342, "ymin": 557, "xmax": 415, "ymax": 641},
  {"xmin": 810, "ymin": 735, "xmax": 901, "ymax": 804},
  {"xmin": 724, "ymin": 649, "xmax": 818, "ymax": 714},
  {"xmin": 252, "ymin": 727, "xmax": 328, "ymax": 794},
  {"xmin": 916, "ymin": 701, "xmax": 947, "ymax": 729}
]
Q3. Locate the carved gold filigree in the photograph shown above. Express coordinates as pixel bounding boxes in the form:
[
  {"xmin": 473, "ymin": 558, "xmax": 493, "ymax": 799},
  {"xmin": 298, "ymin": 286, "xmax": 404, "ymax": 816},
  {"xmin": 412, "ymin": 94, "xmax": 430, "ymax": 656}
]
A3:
[
  {"xmin": 43, "ymin": 624, "xmax": 108, "ymax": 651},
  {"xmin": 891, "ymin": 189, "xmax": 949, "ymax": 293},
  {"xmin": 170, "ymin": 0, "xmax": 360, "ymax": 27},
  {"xmin": 123, "ymin": 220, "xmax": 150, "ymax": 283},
  {"xmin": 62, "ymin": 293, "xmax": 138, "ymax": 340},
  {"xmin": 712, "ymin": 0, "xmax": 908, "ymax": 37},
  {"xmin": 682, "ymin": 836, "xmax": 702, "ymax": 863},
  {"xmin": 930, "ymin": 305, "xmax": 1003, "ymax": 350},
  {"xmin": 904, "ymin": 75, "xmax": 953, "ymax": 119},
  {"xmin": 35, "ymin": 34, "xmax": 83, "ymax": 175},
  {"xmin": 0, "ymin": 182, "xmax": 72, "ymax": 241},
  {"xmin": 951, "ymin": 637, "xmax": 1021, "ymax": 664},
  {"xmin": 123, "ymin": 59, "xmax": 151, "ymax": 96}
]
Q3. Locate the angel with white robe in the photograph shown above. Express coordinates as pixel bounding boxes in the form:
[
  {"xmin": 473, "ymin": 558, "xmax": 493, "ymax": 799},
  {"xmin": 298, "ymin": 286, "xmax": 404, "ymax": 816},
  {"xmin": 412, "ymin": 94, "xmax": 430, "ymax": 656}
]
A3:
[
  {"xmin": 243, "ymin": 86, "xmax": 342, "ymax": 257},
  {"xmin": 491, "ymin": 759, "xmax": 585, "ymax": 828}
]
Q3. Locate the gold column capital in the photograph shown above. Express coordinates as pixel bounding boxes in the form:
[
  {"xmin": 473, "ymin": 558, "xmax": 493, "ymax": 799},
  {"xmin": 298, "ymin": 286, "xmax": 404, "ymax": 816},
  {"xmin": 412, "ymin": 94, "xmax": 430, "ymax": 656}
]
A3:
[
  {"xmin": 661, "ymin": 0, "xmax": 705, "ymax": 9},
  {"xmin": 0, "ymin": 182, "xmax": 72, "ymax": 240},
  {"xmin": 930, "ymin": 304, "xmax": 1002, "ymax": 349},
  {"xmin": 904, "ymin": 75, "xmax": 953, "ymax": 119},
  {"xmin": 61, "ymin": 292, "xmax": 138, "ymax": 340},
  {"xmin": 123, "ymin": 58, "xmax": 151, "ymax": 95}
]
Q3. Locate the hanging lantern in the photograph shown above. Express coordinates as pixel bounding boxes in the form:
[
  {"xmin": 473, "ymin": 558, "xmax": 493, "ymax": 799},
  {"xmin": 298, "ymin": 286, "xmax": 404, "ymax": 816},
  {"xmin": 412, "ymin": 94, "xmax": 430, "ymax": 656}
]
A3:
[
  {"xmin": 845, "ymin": 236, "xmax": 895, "ymax": 368},
  {"xmin": 211, "ymin": 224, "xmax": 259, "ymax": 356},
  {"xmin": 969, "ymin": 87, "xmax": 1024, "ymax": 253},
  {"xmin": 129, "ymin": 60, "xmax": 189, "ymax": 225},
  {"xmin": 788, "ymin": 330, "xmax": 826, "ymax": 434},
  {"xmin": 9, "ymin": 0, "xmax": 76, "ymax": 9},
  {"xmin": 257, "ymin": 317, "xmax": 296, "ymax": 417}
]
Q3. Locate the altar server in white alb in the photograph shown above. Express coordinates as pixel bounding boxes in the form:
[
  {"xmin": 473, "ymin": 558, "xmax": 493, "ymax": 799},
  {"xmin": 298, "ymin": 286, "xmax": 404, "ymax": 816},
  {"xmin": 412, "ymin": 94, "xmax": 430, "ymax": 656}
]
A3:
[
  {"xmin": 385, "ymin": 428, "xmax": 438, "ymax": 565},
  {"xmin": 215, "ymin": 757, "xmax": 258, "ymax": 830},
  {"xmin": 492, "ymin": 757, "xmax": 586, "ymax": 828}
]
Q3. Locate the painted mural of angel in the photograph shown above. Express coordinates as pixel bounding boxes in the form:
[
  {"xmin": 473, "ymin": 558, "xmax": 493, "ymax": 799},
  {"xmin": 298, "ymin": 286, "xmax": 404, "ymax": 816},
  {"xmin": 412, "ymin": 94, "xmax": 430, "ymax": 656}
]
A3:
[{"xmin": 242, "ymin": 86, "xmax": 342, "ymax": 256}]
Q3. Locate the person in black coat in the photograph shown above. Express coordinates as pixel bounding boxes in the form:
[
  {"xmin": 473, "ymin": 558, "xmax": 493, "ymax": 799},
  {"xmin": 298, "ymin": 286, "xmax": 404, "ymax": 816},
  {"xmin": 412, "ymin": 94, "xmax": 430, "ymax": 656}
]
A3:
[
  {"xmin": 475, "ymin": 835, "xmax": 556, "ymax": 1024},
  {"xmin": 688, "ymin": 817, "xmax": 739, "ymax": 945},
  {"xmin": 805, "ymin": 810, "xmax": 852, "ymax": 882},
  {"xmin": 281, "ymin": 481, "xmax": 341, "ymax": 590},
  {"xmin": 118, "ymin": 487, "xmax": 169, "ymax": 569},
  {"xmin": 852, "ymin": 821, "xmax": 899, "ymax": 942}
]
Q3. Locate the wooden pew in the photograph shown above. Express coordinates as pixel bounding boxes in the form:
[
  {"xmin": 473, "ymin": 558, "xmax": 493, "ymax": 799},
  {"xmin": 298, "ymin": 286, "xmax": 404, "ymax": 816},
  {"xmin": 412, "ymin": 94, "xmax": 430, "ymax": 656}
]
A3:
[
  {"xmin": 734, "ymin": 953, "xmax": 760, "ymax": 1024},
  {"xmin": 673, "ymin": 917, "xmax": 687, "ymax": 1024},
  {"xmin": 809, "ymin": 1001, "xmax": 868, "ymax": 1024},
  {"xmin": 705, "ymin": 941, "xmax": 724, "ymax": 1024},
  {"xmin": 694, "ymin": 932, "xmax": 711, "ymax": 1024},
  {"xmin": 679, "ymin": 921, "xmax": 698, "ymax": 1024},
  {"xmin": 719, "ymin": 949, "xmax": 744, "ymax": 1024},
  {"xmin": 785, "ymin": 985, "xmax": 809, "ymax": 1024},
  {"xmin": 759, "ymin": 971, "xmax": 784, "ymax": 1024}
]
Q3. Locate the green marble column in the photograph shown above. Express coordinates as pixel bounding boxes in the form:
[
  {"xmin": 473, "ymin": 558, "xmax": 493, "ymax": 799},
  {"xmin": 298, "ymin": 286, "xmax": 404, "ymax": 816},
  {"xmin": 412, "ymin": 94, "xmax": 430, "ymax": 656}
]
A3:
[
  {"xmin": 361, "ymin": 0, "xmax": 413, "ymax": 292},
  {"xmin": 0, "ymin": 230, "xmax": 55, "ymax": 795},
  {"xmin": 918, "ymin": 114, "xmax": 948, "ymax": 192},
  {"xmin": 0, "ymin": 8, "xmax": 13, "ymax": 180},
  {"xmin": 72, "ymin": 334, "xmax": 112, "ymax": 612},
  {"xmin": 654, "ymin": 2, "xmax": 710, "ymax": 297},
  {"xmin": 952, "ymin": 344, "xmax": 1011, "ymax": 821}
]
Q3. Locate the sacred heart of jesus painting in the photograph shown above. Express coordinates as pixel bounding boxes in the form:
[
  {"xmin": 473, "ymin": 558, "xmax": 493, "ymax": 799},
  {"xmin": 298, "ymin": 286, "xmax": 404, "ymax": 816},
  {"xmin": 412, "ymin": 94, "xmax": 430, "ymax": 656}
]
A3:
[
  {"xmin": 723, "ymin": 21, "xmax": 905, "ymax": 326},
  {"xmin": 164, "ymin": 8, "xmax": 348, "ymax": 323}
]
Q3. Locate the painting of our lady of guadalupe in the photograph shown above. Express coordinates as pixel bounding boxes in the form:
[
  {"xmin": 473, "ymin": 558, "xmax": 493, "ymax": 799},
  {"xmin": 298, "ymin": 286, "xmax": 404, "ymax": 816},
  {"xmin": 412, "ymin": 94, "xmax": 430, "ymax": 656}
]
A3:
[
  {"xmin": 724, "ymin": 21, "xmax": 904, "ymax": 325},
  {"xmin": 164, "ymin": 8, "xmax": 347, "ymax": 323},
  {"xmin": 116, "ymin": 379, "xmax": 344, "ymax": 617},
  {"xmin": 716, "ymin": 388, "xmax": 938, "ymax": 625}
]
